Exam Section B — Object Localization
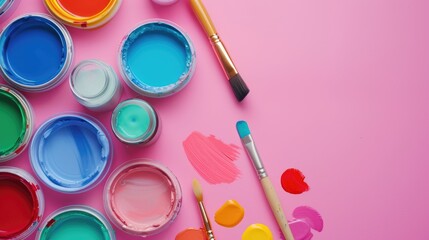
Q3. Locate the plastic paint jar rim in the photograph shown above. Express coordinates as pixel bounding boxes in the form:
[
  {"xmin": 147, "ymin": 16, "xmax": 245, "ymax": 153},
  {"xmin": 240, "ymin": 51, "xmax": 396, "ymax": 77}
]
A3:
[
  {"xmin": 29, "ymin": 114, "xmax": 112, "ymax": 193},
  {"xmin": 0, "ymin": 14, "xmax": 73, "ymax": 92},
  {"xmin": 119, "ymin": 19, "xmax": 196, "ymax": 98},
  {"xmin": 0, "ymin": 167, "xmax": 45, "ymax": 240},
  {"xmin": 0, "ymin": 0, "xmax": 19, "ymax": 17},
  {"xmin": 111, "ymin": 98, "xmax": 160, "ymax": 145},
  {"xmin": 37, "ymin": 205, "xmax": 115, "ymax": 240},
  {"xmin": 0, "ymin": 84, "xmax": 33, "ymax": 162},
  {"xmin": 70, "ymin": 59, "xmax": 122, "ymax": 111},
  {"xmin": 152, "ymin": 0, "xmax": 179, "ymax": 6},
  {"xmin": 103, "ymin": 159, "xmax": 182, "ymax": 236},
  {"xmin": 44, "ymin": 0, "xmax": 122, "ymax": 29}
]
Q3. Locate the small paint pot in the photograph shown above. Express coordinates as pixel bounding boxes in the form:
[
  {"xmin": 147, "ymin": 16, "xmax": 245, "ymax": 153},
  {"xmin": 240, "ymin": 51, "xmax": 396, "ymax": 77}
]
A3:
[
  {"xmin": 119, "ymin": 20, "xmax": 196, "ymax": 98},
  {"xmin": 37, "ymin": 205, "xmax": 115, "ymax": 240},
  {"xmin": 0, "ymin": 0, "xmax": 20, "ymax": 22},
  {"xmin": 0, "ymin": 14, "xmax": 73, "ymax": 92},
  {"xmin": 152, "ymin": 0, "xmax": 178, "ymax": 6},
  {"xmin": 44, "ymin": 0, "xmax": 122, "ymax": 29},
  {"xmin": 70, "ymin": 60, "xmax": 122, "ymax": 112},
  {"xmin": 30, "ymin": 114, "xmax": 112, "ymax": 193},
  {"xmin": 0, "ymin": 85, "xmax": 33, "ymax": 162},
  {"xmin": 0, "ymin": 167, "xmax": 44, "ymax": 240},
  {"xmin": 111, "ymin": 99, "xmax": 161, "ymax": 145},
  {"xmin": 104, "ymin": 159, "xmax": 182, "ymax": 236}
]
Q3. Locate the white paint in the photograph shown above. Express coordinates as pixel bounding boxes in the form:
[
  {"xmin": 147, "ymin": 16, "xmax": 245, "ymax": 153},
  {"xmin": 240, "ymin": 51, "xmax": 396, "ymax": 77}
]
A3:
[{"xmin": 70, "ymin": 60, "xmax": 122, "ymax": 111}]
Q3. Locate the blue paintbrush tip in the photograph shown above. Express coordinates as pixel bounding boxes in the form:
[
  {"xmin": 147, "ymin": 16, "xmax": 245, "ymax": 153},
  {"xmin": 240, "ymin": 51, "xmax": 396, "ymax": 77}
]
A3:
[{"xmin": 236, "ymin": 121, "xmax": 251, "ymax": 138}]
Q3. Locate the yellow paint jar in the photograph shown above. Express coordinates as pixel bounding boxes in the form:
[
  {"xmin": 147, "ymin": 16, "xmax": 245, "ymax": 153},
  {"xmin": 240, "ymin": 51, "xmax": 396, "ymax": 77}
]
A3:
[{"xmin": 44, "ymin": 0, "xmax": 122, "ymax": 29}]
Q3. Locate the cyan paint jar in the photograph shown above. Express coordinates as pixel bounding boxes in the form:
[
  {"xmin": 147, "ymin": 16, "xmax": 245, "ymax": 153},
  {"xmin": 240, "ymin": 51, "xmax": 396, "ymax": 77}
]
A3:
[
  {"xmin": 37, "ymin": 206, "xmax": 115, "ymax": 240},
  {"xmin": 119, "ymin": 20, "xmax": 196, "ymax": 98},
  {"xmin": 70, "ymin": 60, "xmax": 122, "ymax": 112},
  {"xmin": 30, "ymin": 114, "xmax": 112, "ymax": 193},
  {"xmin": 0, "ymin": 84, "xmax": 33, "ymax": 162},
  {"xmin": 0, "ymin": 0, "xmax": 20, "ymax": 22},
  {"xmin": 0, "ymin": 167, "xmax": 44, "ymax": 240},
  {"xmin": 111, "ymin": 99, "xmax": 160, "ymax": 145},
  {"xmin": 0, "ymin": 14, "xmax": 73, "ymax": 92}
]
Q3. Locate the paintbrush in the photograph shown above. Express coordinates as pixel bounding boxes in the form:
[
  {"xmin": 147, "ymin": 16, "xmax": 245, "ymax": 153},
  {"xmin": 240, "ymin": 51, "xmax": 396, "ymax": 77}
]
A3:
[
  {"xmin": 190, "ymin": 0, "xmax": 249, "ymax": 102},
  {"xmin": 236, "ymin": 121, "xmax": 295, "ymax": 240},
  {"xmin": 192, "ymin": 179, "xmax": 216, "ymax": 240}
]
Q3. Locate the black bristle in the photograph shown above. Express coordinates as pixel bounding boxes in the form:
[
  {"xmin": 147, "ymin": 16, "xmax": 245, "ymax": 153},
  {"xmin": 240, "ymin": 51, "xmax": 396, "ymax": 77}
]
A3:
[{"xmin": 229, "ymin": 73, "xmax": 249, "ymax": 102}]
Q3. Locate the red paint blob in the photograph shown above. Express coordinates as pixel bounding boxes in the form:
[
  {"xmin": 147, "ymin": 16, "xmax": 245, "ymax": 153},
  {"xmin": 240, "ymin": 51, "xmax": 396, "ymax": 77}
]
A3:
[
  {"xmin": 0, "ymin": 172, "xmax": 39, "ymax": 238},
  {"xmin": 281, "ymin": 168, "xmax": 309, "ymax": 194},
  {"xmin": 176, "ymin": 228, "xmax": 206, "ymax": 240},
  {"xmin": 58, "ymin": 0, "xmax": 111, "ymax": 17}
]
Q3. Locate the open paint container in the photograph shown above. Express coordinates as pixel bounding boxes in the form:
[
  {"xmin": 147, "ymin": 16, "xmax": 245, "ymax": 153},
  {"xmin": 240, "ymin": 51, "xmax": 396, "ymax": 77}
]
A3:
[
  {"xmin": 0, "ymin": 167, "xmax": 44, "ymax": 240},
  {"xmin": 0, "ymin": 0, "xmax": 20, "ymax": 22},
  {"xmin": 104, "ymin": 159, "xmax": 182, "ymax": 236},
  {"xmin": 30, "ymin": 114, "xmax": 112, "ymax": 193},
  {"xmin": 119, "ymin": 19, "xmax": 196, "ymax": 97},
  {"xmin": 37, "ymin": 205, "xmax": 115, "ymax": 240},
  {"xmin": 111, "ymin": 99, "xmax": 161, "ymax": 145},
  {"xmin": 44, "ymin": 0, "xmax": 122, "ymax": 29},
  {"xmin": 70, "ymin": 59, "xmax": 122, "ymax": 111},
  {"xmin": 0, "ymin": 14, "xmax": 73, "ymax": 92},
  {"xmin": 0, "ymin": 85, "xmax": 33, "ymax": 162}
]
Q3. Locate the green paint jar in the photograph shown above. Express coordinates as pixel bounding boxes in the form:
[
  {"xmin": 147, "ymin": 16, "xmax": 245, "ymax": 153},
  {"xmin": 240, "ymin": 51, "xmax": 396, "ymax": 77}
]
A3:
[
  {"xmin": 37, "ymin": 205, "xmax": 115, "ymax": 240},
  {"xmin": 111, "ymin": 99, "xmax": 160, "ymax": 145},
  {"xmin": 0, "ymin": 84, "xmax": 33, "ymax": 162}
]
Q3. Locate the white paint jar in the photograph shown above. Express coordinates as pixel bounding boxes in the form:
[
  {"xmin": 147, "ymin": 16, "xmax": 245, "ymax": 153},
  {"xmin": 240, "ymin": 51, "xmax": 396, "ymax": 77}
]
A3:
[{"xmin": 70, "ymin": 59, "xmax": 122, "ymax": 111}]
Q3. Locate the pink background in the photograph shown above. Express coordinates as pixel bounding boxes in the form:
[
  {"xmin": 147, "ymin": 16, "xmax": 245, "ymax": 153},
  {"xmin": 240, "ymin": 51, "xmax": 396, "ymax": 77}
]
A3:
[{"xmin": 1, "ymin": 0, "xmax": 428, "ymax": 239}]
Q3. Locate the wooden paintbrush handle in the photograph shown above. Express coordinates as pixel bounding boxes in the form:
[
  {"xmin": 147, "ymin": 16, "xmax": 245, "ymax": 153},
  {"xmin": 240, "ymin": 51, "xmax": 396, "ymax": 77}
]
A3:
[
  {"xmin": 189, "ymin": 0, "xmax": 217, "ymax": 37},
  {"xmin": 261, "ymin": 177, "xmax": 295, "ymax": 240}
]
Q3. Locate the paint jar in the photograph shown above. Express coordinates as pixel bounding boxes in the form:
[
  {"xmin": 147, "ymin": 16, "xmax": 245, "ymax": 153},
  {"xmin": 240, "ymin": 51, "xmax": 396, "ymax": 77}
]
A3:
[
  {"xmin": 44, "ymin": 0, "xmax": 122, "ymax": 29},
  {"xmin": 119, "ymin": 19, "xmax": 196, "ymax": 98},
  {"xmin": 30, "ymin": 114, "xmax": 112, "ymax": 193},
  {"xmin": 0, "ymin": 167, "xmax": 44, "ymax": 240},
  {"xmin": 0, "ymin": 85, "xmax": 33, "ymax": 162},
  {"xmin": 70, "ymin": 60, "xmax": 122, "ymax": 112},
  {"xmin": 111, "ymin": 99, "xmax": 161, "ymax": 145},
  {"xmin": 0, "ymin": 0, "xmax": 20, "ymax": 22},
  {"xmin": 104, "ymin": 159, "xmax": 182, "ymax": 237},
  {"xmin": 0, "ymin": 14, "xmax": 73, "ymax": 92},
  {"xmin": 37, "ymin": 205, "xmax": 115, "ymax": 240},
  {"xmin": 152, "ymin": 0, "xmax": 178, "ymax": 6}
]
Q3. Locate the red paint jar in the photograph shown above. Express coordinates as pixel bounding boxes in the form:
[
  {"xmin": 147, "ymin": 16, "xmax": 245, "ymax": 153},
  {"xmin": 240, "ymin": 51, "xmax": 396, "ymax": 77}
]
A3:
[{"xmin": 0, "ymin": 167, "xmax": 44, "ymax": 239}]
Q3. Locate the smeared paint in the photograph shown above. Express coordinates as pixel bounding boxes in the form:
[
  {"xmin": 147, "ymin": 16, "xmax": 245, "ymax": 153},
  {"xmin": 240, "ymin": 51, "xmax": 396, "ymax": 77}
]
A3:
[
  {"xmin": 175, "ymin": 228, "xmax": 206, "ymax": 240},
  {"xmin": 289, "ymin": 206, "xmax": 324, "ymax": 240},
  {"xmin": 215, "ymin": 200, "xmax": 244, "ymax": 227},
  {"xmin": 281, "ymin": 168, "xmax": 309, "ymax": 194},
  {"xmin": 242, "ymin": 224, "xmax": 273, "ymax": 240},
  {"xmin": 183, "ymin": 131, "xmax": 240, "ymax": 184}
]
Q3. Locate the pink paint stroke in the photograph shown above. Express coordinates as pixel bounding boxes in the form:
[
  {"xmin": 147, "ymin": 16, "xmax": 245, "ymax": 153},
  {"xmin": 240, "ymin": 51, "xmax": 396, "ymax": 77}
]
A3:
[
  {"xmin": 288, "ymin": 206, "xmax": 324, "ymax": 240},
  {"xmin": 183, "ymin": 131, "xmax": 240, "ymax": 184}
]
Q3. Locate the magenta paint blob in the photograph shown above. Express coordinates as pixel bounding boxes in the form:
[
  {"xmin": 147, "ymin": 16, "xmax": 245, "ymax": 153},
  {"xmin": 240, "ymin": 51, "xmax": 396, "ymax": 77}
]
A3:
[
  {"xmin": 289, "ymin": 206, "xmax": 324, "ymax": 240},
  {"xmin": 183, "ymin": 131, "xmax": 240, "ymax": 184},
  {"xmin": 104, "ymin": 159, "xmax": 182, "ymax": 237}
]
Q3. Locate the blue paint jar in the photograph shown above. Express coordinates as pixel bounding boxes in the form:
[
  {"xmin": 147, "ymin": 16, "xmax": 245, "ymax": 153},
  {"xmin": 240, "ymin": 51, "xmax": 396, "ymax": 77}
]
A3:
[
  {"xmin": 30, "ymin": 114, "xmax": 112, "ymax": 193},
  {"xmin": 0, "ymin": 14, "xmax": 73, "ymax": 92},
  {"xmin": 119, "ymin": 19, "xmax": 196, "ymax": 98}
]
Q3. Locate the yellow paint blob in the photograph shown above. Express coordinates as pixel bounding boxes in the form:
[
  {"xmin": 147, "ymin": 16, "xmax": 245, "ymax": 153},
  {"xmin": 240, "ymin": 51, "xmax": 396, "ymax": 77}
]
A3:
[
  {"xmin": 214, "ymin": 200, "xmax": 245, "ymax": 227},
  {"xmin": 242, "ymin": 224, "xmax": 273, "ymax": 240}
]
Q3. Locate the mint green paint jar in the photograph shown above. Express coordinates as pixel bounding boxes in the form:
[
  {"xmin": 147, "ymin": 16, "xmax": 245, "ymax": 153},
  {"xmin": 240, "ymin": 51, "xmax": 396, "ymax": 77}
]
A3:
[
  {"xmin": 36, "ymin": 206, "xmax": 115, "ymax": 240},
  {"xmin": 111, "ymin": 99, "xmax": 160, "ymax": 145}
]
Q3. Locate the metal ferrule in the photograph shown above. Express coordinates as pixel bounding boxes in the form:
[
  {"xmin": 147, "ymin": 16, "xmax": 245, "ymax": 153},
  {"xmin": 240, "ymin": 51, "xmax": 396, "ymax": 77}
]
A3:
[
  {"xmin": 198, "ymin": 201, "xmax": 215, "ymax": 240},
  {"xmin": 241, "ymin": 135, "xmax": 268, "ymax": 179},
  {"xmin": 209, "ymin": 34, "xmax": 238, "ymax": 79}
]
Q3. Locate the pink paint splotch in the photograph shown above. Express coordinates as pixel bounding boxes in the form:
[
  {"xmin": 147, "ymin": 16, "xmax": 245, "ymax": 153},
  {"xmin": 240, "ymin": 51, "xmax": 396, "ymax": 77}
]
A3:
[{"xmin": 183, "ymin": 131, "xmax": 240, "ymax": 184}]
